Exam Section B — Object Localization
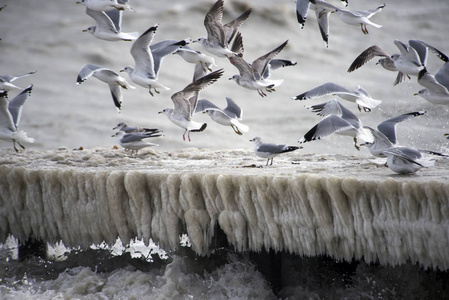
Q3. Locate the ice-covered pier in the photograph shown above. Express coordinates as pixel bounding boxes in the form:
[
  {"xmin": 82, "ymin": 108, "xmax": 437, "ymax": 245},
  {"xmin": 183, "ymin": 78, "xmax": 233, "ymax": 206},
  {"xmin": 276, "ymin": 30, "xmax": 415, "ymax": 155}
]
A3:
[{"xmin": 1, "ymin": 147, "xmax": 448, "ymax": 270}]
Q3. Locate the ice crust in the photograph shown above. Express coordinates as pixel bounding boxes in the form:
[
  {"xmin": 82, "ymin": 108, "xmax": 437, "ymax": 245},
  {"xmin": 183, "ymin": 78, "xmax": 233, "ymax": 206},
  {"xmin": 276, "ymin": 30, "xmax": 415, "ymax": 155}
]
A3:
[{"xmin": 0, "ymin": 147, "xmax": 448, "ymax": 270}]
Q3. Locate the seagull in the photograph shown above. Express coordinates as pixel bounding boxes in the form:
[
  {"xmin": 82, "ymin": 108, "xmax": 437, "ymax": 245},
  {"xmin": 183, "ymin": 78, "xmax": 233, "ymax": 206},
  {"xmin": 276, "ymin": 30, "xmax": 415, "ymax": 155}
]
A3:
[
  {"xmin": 360, "ymin": 111, "xmax": 426, "ymax": 157},
  {"xmin": 112, "ymin": 130, "xmax": 162, "ymax": 157},
  {"xmin": 0, "ymin": 71, "xmax": 36, "ymax": 91},
  {"xmin": 383, "ymin": 147, "xmax": 435, "ymax": 175},
  {"xmin": 292, "ymin": 82, "xmax": 382, "ymax": 112},
  {"xmin": 0, "ymin": 86, "xmax": 35, "ymax": 152},
  {"xmin": 195, "ymin": 97, "xmax": 249, "ymax": 135},
  {"xmin": 295, "ymin": 0, "xmax": 346, "ymax": 47},
  {"xmin": 347, "ymin": 40, "xmax": 438, "ymax": 85},
  {"xmin": 250, "ymin": 137, "xmax": 302, "ymax": 166},
  {"xmin": 347, "ymin": 45, "xmax": 410, "ymax": 85},
  {"xmin": 82, "ymin": 7, "xmax": 138, "ymax": 41},
  {"xmin": 299, "ymin": 99, "xmax": 373, "ymax": 150},
  {"xmin": 76, "ymin": 0, "xmax": 133, "ymax": 12},
  {"xmin": 333, "ymin": 3, "xmax": 385, "ymax": 35},
  {"xmin": 76, "ymin": 63, "xmax": 135, "ymax": 111},
  {"xmin": 195, "ymin": 0, "xmax": 252, "ymax": 57},
  {"xmin": 414, "ymin": 68, "xmax": 449, "ymax": 105},
  {"xmin": 113, "ymin": 122, "xmax": 161, "ymax": 133},
  {"xmin": 121, "ymin": 25, "xmax": 188, "ymax": 96},
  {"xmin": 412, "ymin": 42, "xmax": 449, "ymax": 104},
  {"xmin": 158, "ymin": 69, "xmax": 224, "ymax": 141},
  {"xmin": 172, "ymin": 47, "xmax": 217, "ymax": 81},
  {"xmin": 228, "ymin": 32, "xmax": 288, "ymax": 97}
]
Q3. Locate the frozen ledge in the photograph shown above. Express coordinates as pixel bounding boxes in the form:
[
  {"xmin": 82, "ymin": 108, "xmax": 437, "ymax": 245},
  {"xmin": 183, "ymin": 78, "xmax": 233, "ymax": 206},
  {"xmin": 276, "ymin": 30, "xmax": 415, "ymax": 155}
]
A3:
[{"xmin": 0, "ymin": 147, "xmax": 448, "ymax": 269}]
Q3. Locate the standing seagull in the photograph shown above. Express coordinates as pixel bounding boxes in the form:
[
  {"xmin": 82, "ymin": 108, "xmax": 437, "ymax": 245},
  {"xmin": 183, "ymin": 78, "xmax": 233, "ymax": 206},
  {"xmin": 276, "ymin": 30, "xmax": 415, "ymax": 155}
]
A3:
[
  {"xmin": 292, "ymin": 82, "xmax": 381, "ymax": 111},
  {"xmin": 250, "ymin": 137, "xmax": 301, "ymax": 166},
  {"xmin": 121, "ymin": 25, "xmax": 188, "ymax": 96},
  {"xmin": 228, "ymin": 33, "xmax": 289, "ymax": 97},
  {"xmin": 0, "ymin": 86, "xmax": 35, "ymax": 152},
  {"xmin": 383, "ymin": 147, "xmax": 435, "ymax": 175},
  {"xmin": 0, "ymin": 71, "xmax": 36, "ymax": 92},
  {"xmin": 159, "ymin": 69, "xmax": 224, "ymax": 141},
  {"xmin": 195, "ymin": 97, "xmax": 249, "ymax": 135},
  {"xmin": 195, "ymin": 0, "xmax": 252, "ymax": 57},
  {"xmin": 299, "ymin": 99, "xmax": 373, "ymax": 150},
  {"xmin": 82, "ymin": 8, "xmax": 138, "ymax": 41},
  {"xmin": 77, "ymin": 63, "xmax": 135, "ymax": 112},
  {"xmin": 113, "ymin": 122, "xmax": 161, "ymax": 133},
  {"xmin": 112, "ymin": 130, "xmax": 163, "ymax": 157},
  {"xmin": 333, "ymin": 3, "xmax": 385, "ymax": 35}
]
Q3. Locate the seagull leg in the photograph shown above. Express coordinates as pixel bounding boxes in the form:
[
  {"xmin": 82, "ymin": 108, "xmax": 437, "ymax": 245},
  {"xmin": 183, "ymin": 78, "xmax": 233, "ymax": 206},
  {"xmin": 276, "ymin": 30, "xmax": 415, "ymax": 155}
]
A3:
[
  {"xmin": 149, "ymin": 88, "xmax": 154, "ymax": 97},
  {"xmin": 353, "ymin": 137, "xmax": 360, "ymax": 151},
  {"xmin": 258, "ymin": 89, "xmax": 267, "ymax": 97},
  {"xmin": 188, "ymin": 131, "xmax": 192, "ymax": 142},
  {"xmin": 12, "ymin": 140, "xmax": 19, "ymax": 153},
  {"xmin": 270, "ymin": 158, "xmax": 274, "ymax": 165},
  {"xmin": 18, "ymin": 141, "xmax": 26, "ymax": 150},
  {"xmin": 231, "ymin": 125, "xmax": 243, "ymax": 135},
  {"xmin": 183, "ymin": 130, "xmax": 187, "ymax": 141},
  {"xmin": 266, "ymin": 158, "xmax": 269, "ymax": 166},
  {"xmin": 154, "ymin": 88, "xmax": 160, "ymax": 94}
]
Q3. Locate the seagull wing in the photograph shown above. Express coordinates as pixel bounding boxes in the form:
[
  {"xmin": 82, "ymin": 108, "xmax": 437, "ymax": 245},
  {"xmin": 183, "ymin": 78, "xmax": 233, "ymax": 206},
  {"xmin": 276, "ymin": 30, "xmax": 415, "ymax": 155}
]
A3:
[
  {"xmin": 77, "ymin": 64, "xmax": 103, "ymax": 84},
  {"xmin": 85, "ymin": 8, "xmax": 119, "ymax": 33},
  {"xmin": 347, "ymin": 45, "xmax": 390, "ymax": 72},
  {"xmin": 204, "ymin": 0, "xmax": 226, "ymax": 46},
  {"xmin": 223, "ymin": 8, "xmax": 252, "ymax": 44},
  {"xmin": 294, "ymin": 82, "xmax": 354, "ymax": 100},
  {"xmin": 435, "ymin": 62, "xmax": 449, "ymax": 90},
  {"xmin": 228, "ymin": 54, "xmax": 255, "ymax": 80},
  {"xmin": 131, "ymin": 25, "xmax": 158, "ymax": 78},
  {"xmin": 0, "ymin": 91, "xmax": 15, "ymax": 131},
  {"xmin": 7, "ymin": 85, "xmax": 33, "ymax": 128},
  {"xmin": 151, "ymin": 39, "xmax": 189, "ymax": 75},
  {"xmin": 251, "ymin": 40, "xmax": 288, "ymax": 80},
  {"xmin": 394, "ymin": 39, "xmax": 422, "ymax": 66},
  {"xmin": 223, "ymin": 97, "xmax": 243, "ymax": 119},
  {"xmin": 300, "ymin": 115, "xmax": 354, "ymax": 142},
  {"xmin": 295, "ymin": 0, "xmax": 310, "ymax": 28},
  {"xmin": 171, "ymin": 69, "xmax": 224, "ymax": 118},
  {"xmin": 377, "ymin": 111, "xmax": 426, "ymax": 145},
  {"xmin": 417, "ymin": 69, "xmax": 449, "ymax": 95},
  {"xmin": 105, "ymin": 9, "xmax": 123, "ymax": 32},
  {"xmin": 195, "ymin": 98, "xmax": 220, "ymax": 113}
]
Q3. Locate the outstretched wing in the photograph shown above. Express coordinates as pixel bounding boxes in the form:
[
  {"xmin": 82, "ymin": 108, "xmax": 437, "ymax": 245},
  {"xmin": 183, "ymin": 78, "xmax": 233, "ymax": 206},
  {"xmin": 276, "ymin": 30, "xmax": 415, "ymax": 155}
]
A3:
[
  {"xmin": 347, "ymin": 45, "xmax": 390, "ymax": 72},
  {"xmin": 251, "ymin": 40, "xmax": 288, "ymax": 80},
  {"xmin": 131, "ymin": 25, "xmax": 158, "ymax": 78},
  {"xmin": 8, "ymin": 85, "xmax": 33, "ymax": 128},
  {"xmin": 171, "ymin": 69, "xmax": 224, "ymax": 117}
]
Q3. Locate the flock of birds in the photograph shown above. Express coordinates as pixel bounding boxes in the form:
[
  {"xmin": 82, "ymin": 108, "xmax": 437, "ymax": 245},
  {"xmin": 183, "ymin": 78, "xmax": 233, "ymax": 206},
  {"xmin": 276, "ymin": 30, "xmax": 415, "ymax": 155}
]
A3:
[{"xmin": 1, "ymin": 0, "xmax": 449, "ymax": 174}]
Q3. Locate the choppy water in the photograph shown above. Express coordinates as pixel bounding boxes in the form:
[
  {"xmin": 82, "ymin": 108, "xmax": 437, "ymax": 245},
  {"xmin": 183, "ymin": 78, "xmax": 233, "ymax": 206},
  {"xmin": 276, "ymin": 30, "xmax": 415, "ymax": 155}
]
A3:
[{"xmin": 1, "ymin": 236, "xmax": 449, "ymax": 299}]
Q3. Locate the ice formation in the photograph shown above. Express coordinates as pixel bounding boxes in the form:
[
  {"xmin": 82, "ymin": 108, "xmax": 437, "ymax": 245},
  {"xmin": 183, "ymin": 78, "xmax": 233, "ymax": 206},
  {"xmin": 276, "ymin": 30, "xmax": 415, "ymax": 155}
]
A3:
[{"xmin": 0, "ymin": 148, "xmax": 448, "ymax": 270}]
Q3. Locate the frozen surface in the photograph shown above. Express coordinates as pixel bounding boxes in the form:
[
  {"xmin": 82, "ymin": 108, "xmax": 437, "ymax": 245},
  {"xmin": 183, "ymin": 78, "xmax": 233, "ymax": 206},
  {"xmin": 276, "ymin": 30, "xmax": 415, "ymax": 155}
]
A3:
[{"xmin": 1, "ymin": 147, "xmax": 448, "ymax": 270}]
